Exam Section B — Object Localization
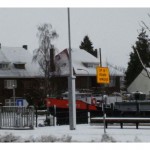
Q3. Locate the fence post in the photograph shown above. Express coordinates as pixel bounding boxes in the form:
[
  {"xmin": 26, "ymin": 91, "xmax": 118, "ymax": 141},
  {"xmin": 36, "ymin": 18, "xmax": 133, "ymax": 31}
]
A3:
[
  {"xmin": 0, "ymin": 106, "xmax": 2, "ymax": 128},
  {"xmin": 30, "ymin": 106, "xmax": 34, "ymax": 129},
  {"xmin": 88, "ymin": 112, "xmax": 90, "ymax": 124},
  {"xmin": 54, "ymin": 105, "xmax": 57, "ymax": 126},
  {"xmin": 35, "ymin": 107, "xmax": 38, "ymax": 127}
]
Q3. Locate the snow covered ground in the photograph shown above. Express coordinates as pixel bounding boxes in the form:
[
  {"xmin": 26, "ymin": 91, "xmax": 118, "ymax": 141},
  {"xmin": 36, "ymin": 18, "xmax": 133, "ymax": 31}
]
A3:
[
  {"xmin": 1, "ymin": 122, "xmax": 150, "ymax": 150},
  {"xmin": 0, "ymin": 114, "xmax": 150, "ymax": 150},
  {"xmin": 1, "ymin": 123, "xmax": 150, "ymax": 143}
]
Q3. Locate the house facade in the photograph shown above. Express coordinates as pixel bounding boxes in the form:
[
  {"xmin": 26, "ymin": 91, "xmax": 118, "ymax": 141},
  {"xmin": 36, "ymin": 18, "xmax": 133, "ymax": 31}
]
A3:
[
  {"xmin": 0, "ymin": 45, "xmax": 125, "ymax": 105},
  {"xmin": 55, "ymin": 48, "xmax": 125, "ymax": 94},
  {"xmin": 0, "ymin": 44, "xmax": 43, "ymax": 105}
]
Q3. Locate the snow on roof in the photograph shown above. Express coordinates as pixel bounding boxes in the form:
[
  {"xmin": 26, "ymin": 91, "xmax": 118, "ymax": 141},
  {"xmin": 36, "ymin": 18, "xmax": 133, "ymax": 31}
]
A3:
[
  {"xmin": 56, "ymin": 48, "xmax": 124, "ymax": 76},
  {"xmin": 0, "ymin": 46, "xmax": 43, "ymax": 78},
  {"xmin": 72, "ymin": 49, "xmax": 100, "ymax": 76},
  {"xmin": 146, "ymin": 67, "xmax": 150, "ymax": 72},
  {"xmin": 107, "ymin": 66, "xmax": 125, "ymax": 76}
]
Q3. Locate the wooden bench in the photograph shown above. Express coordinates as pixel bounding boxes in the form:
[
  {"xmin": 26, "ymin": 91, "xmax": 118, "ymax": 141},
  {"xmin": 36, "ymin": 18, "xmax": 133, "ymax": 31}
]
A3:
[{"xmin": 90, "ymin": 117, "xmax": 150, "ymax": 129}]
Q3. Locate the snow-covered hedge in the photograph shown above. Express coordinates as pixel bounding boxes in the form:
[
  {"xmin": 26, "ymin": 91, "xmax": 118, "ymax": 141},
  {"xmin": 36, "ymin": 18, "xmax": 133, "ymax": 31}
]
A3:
[
  {"xmin": 0, "ymin": 133, "xmax": 72, "ymax": 142},
  {"xmin": 0, "ymin": 133, "xmax": 141, "ymax": 142}
]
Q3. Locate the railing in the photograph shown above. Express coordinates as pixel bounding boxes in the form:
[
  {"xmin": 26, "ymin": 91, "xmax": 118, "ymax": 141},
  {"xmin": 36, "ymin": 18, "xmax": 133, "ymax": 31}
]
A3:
[
  {"xmin": 90, "ymin": 117, "xmax": 150, "ymax": 129},
  {"xmin": 0, "ymin": 106, "xmax": 34, "ymax": 129}
]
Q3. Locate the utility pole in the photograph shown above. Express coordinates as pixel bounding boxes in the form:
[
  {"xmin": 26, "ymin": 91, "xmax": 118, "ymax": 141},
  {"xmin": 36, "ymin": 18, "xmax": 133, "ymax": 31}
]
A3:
[{"xmin": 67, "ymin": 8, "xmax": 76, "ymax": 130}]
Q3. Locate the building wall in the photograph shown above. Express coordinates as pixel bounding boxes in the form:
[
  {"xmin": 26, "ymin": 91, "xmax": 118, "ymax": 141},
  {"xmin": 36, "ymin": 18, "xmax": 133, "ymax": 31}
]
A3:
[
  {"xmin": 0, "ymin": 78, "xmax": 42, "ymax": 104},
  {"xmin": 55, "ymin": 75, "xmax": 122, "ymax": 94},
  {"xmin": 127, "ymin": 69, "xmax": 150, "ymax": 95}
]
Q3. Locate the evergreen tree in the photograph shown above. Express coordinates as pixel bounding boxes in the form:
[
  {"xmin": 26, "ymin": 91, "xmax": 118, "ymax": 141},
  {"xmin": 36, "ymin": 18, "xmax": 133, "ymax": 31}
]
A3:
[
  {"xmin": 79, "ymin": 35, "xmax": 97, "ymax": 57},
  {"xmin": 125, "ymin": 28, "xmax": 150, "ymax": 87}
]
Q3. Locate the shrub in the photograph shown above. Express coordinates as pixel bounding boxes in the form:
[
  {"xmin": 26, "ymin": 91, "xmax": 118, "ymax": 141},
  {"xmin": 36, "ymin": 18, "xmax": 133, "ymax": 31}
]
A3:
[{"xmin": 101, "ymin": 133, "xmax": 116, "ymax": 142}]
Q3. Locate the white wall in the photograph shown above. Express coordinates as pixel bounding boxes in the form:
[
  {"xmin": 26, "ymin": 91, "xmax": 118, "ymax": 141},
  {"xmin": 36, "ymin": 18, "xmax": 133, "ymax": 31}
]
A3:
[{"xmin": 127, "ymin": 69, "xmax": 150, "ymax": 95}]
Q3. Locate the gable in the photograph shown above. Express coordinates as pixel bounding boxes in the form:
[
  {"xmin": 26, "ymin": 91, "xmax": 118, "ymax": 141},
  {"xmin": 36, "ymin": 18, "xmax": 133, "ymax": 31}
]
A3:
[{"xmin": 127, "ymin": 68, "xmax": 150, "ymax": 95}]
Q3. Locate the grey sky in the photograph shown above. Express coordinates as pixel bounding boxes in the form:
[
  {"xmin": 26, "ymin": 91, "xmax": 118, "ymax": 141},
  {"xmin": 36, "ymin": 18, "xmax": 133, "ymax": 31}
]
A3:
[{"xmin": 0, "ymin": 8, "xmax": 150, "ymax": 68}]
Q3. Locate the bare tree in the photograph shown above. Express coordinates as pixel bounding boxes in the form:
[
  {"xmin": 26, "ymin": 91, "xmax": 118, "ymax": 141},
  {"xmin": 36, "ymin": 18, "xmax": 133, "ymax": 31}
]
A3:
[
  {"xmin": 33, "ymin": 23, "xmax": 58, "ymax": 98},
  {"xmin": 134, "ymin": 47, "xmax": 150, "ymax": 79},
  {"xmin": 141, "ymin": 13, "xmax": 150, "ymax": 32}
]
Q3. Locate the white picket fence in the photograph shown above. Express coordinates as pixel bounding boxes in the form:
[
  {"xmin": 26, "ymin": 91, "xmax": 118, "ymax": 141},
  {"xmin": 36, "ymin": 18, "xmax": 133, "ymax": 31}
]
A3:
[{"xmin": 0, "ymin": 106, "xmax": 34, "ymax": 129}]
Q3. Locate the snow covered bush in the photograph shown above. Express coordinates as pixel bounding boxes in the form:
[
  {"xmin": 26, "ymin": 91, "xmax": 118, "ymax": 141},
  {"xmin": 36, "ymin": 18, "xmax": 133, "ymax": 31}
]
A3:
[
  {"xmin": 134, "ymin": 136, "xmax": 141, "ymax": 142},
  {"xmin": 0, "ymin": 133, "xmax": 21, "ymax": 142},
  {"xmin": 36, "ymin": 135, "xmax": 72, "ymax": 142},
  {"xmin": 0, "ymin": 133, "xmax": 72, "ymax": 142},
  {"xmin": 101, "ymin": 133, "xmax": 116, "ymax": 142}
]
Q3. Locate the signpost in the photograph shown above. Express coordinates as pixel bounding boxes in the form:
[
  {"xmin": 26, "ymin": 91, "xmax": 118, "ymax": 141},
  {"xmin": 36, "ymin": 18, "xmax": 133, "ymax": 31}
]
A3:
[
  {"xmin": 96, "ymin": 66, "xmax": 110, "ymax": 134},
  {"xmin": 96, "ymin": 67, "xmax": 110, "ymax": 84},
  {"xmin": 16, "ymin": 99, "xmax": 23, "ymax": 106}
]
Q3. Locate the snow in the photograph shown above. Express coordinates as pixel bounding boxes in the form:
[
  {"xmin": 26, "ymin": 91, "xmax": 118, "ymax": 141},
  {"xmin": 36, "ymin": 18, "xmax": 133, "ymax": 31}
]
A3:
[
  {"xmin": 1, "ymin": 123, "xmax": 150, "ymax": 142},
  {"xmin": 0, "ymin": 46, "xmax": 42, "ymax": 77},
  {"xmin": 0, "ymin": 114, "xmax": 150, "ymax": 150},
  {"xmin": 1, "ymin": 122, "xmax": 150, "ymax": 150}
]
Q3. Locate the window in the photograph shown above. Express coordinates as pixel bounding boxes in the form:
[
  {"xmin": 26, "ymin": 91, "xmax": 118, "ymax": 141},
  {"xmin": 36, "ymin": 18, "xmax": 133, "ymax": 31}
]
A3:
[
  {"xmin": 5, "ymin": 99, "xmax": 15, "ymax": 106},
  {"xmin": 83, "ymin": 62, "xmax": 99, "ymax": 68},
  {"xmin": 14, "ymin": 63, "xmax": 25, "ymax": 69},
  {"xmin": 4, "ymin": 80, "xmax": 17, "ymax": 89},
  {"xmin": 0, "ymin": 63, "xmax": 10, "ymax": 69}
]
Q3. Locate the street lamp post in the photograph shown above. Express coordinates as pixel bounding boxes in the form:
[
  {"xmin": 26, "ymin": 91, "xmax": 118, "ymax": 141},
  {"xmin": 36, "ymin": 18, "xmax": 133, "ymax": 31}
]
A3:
[
  {"xmin": 77, "ymin": 68, "xmax": 89, "ymax": 90},
  {"xmin": 67, "ymin": 8, "xmax": 76, "ymax": 130}
]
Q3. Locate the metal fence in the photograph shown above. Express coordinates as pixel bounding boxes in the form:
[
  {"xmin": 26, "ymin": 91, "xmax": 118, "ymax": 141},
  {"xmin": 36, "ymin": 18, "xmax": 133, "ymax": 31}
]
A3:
[{"xmin": 0, "ymin": 106, "xmax": 34, "ymax": 129}]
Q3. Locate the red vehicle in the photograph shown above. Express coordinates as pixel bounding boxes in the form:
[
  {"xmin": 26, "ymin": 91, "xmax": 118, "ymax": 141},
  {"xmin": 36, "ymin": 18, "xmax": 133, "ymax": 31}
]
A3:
[
  {"xmin": 44, "ymin": 91, "xmax": 107, "ymax": 125},
  {"xmin": 45, "ymin": 91, "xmax": 101, "ymax": 111}
]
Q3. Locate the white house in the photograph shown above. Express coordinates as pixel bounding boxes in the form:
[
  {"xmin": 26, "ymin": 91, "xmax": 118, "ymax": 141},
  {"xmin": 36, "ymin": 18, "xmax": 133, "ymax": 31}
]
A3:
[
  {"xmin": 55, "ymin": 48, "xmax": 100, "ymax": 76},
  {"xmin": 0, "ymin": 44, "xmax": 42, "ymax": 78},
  {"xmin": 127, "ymin": 68, "xmax": 150, "ymax": 95},
  {"xmin": 0, "ymin": 44, "xmax": 43, "ymax": 104},
  {"xmin": 55, "ymin": 48, "xmax": 124, "ymax": 92}
]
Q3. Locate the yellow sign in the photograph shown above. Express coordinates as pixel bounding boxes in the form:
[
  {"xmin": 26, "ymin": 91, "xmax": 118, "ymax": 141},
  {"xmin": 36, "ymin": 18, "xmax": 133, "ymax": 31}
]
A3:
[{"xmin": 96, "ymin": 67, "xmax": 110, "ymax": 84}]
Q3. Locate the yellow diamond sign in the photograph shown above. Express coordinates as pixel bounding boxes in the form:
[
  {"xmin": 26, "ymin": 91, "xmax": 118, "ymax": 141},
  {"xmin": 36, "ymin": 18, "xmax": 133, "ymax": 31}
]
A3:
[{"xmin": 96, "ymin": 67, "xmax": 110, "ymax": 84}]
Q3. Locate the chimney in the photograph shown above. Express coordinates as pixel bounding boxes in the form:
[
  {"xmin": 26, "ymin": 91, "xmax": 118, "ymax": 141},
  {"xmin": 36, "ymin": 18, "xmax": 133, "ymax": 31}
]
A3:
[
  {"xmin": 97, "ymin": 48, "xmax": 100, "ymax": 59},
  {"xmin": 22, "ymin": 45, "xmax": 28, "ymax": 50},
  {"xmin": 97, "ymin": 48, "xmax": 102, "ymax": 66}
]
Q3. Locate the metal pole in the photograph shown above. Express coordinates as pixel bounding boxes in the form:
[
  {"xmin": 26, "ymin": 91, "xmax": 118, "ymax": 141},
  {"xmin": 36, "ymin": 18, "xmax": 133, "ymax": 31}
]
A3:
[
  {"xmin": 0, "ymin": 106, "xmax": 2, "ymax": 128},
  {"xmin": 13, "ymin": 85, "xmax": 15, "ymax": 106},
  {"xmin": 102, "ymin": 94, "xmax": 106, "ymax": 133},
  {"xmin": 87, "ymin": 71, "xmax": 89, "ymax": 90},
  {"xmin": 99, "ymin": 49, "xmax": 106, "ymax": 134},
  {"xmin": 67, "ymin": 8, "xmax": 76, "ymax": 130},
  {"xmin": 54, "ymin": 105, "xmax": 57, "ymax": 126},
  {"xmin": 36, "ymin": 107, "xmax": 38, "ymax": 127}
]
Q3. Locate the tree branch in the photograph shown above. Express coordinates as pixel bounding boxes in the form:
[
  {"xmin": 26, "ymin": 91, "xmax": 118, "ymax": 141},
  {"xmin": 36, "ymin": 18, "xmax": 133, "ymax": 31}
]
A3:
[
  {"xmin": 141, "ymin": 21, "xmax": 150, "ymax": 33},
  {"xmin": 134, "ymin": 47, "xmax": 150, "ymax": 79}
]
